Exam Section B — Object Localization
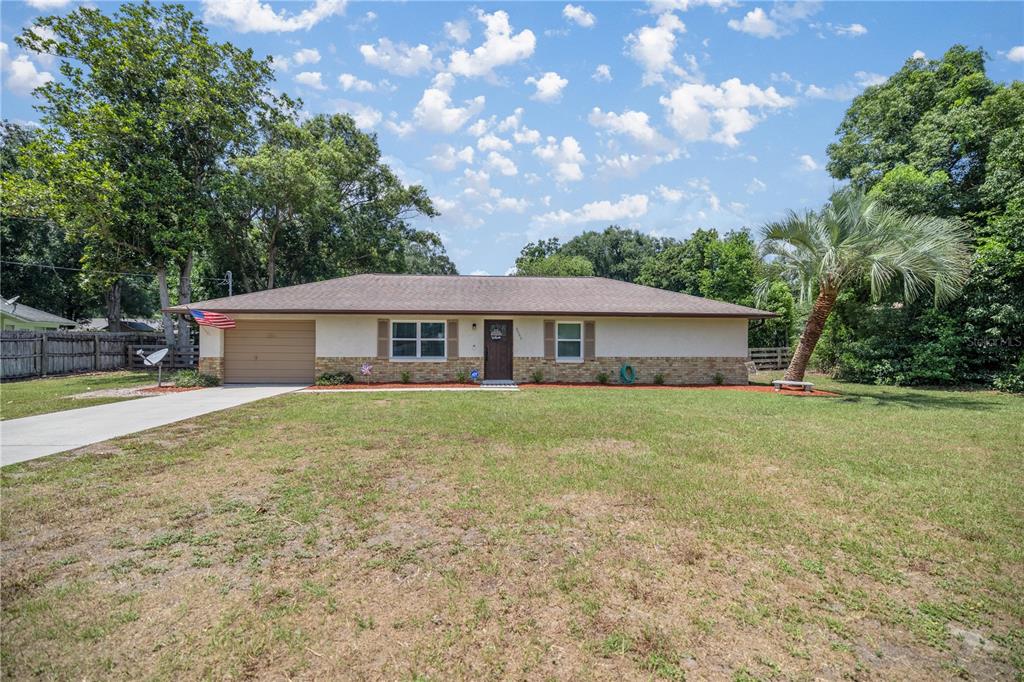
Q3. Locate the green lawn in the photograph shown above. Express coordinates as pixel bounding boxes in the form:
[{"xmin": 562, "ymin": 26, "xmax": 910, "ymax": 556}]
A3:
[
  {"xmin": 1, "ymin": 378, "xmax": 1021, "ymax": 680},
  {"xmin": 0, "ymin": 371, "xmax": 154, "ymax": 420}
]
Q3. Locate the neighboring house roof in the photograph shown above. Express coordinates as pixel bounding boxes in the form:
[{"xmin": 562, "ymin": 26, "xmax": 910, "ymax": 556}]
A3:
[
  {"xmin": 79, "ymin": 318, "xmax": 160, "ymax": 333},
  {"xmin": 167, "ymin": 274, "xmax": 775, "ymax": 319},
  {"xmin": 0, "ymin": 296, "xmax": 77, "ymax": 327}
]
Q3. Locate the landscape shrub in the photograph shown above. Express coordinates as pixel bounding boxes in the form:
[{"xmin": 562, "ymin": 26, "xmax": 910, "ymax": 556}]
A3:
[
  {"xmin": 595, "ymin": 371, "xmax": 609, "ymax": 384},
  {"xmin": 531, "ymin": 369, "xmax": 544, "ymax": 383},
  {"xmin": 400, "ymin": 371, "xmax": 411, "ymax": 384},
  {"xmin": 315, "ymin": 372, "xmax": 354, "ymax": 386},
  {"xmin": 173, "ymin": 370, "xmax": 220, "ymax": 388},
  {"xmin": 455, "ymin": 370, "xmax": 468, "ymax": 383},
  {"xmin": 653, "ymin": 373, "xmax": 665, "ymax": 385},
  {"xmin": 712, "ymin": 372, "xmax": 725, "ymax": 385}
]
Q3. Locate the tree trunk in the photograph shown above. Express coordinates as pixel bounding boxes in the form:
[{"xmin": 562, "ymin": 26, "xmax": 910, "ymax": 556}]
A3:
[
  {"xmin": 267, "ymin": 243, "xmax": 277, "ymax": 290},
  {"xmin": 157, "ymin": 266, "xmax": 175, "ymax": 348},
  {"xmin": 784, "ymin": 285, "xmax": 838, "ymax": 382},
  {"xmin": 176, "ymin": 252, "xmax": 194, "ymax": 352},
  {"xmin": 105, "ymin": 279, "xmax": 123, "ymax": 333}
]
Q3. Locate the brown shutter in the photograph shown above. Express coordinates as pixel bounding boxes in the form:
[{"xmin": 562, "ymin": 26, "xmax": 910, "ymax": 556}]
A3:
[
  {"xmin": 584, "ymin": 321, "xmax": 596, "ymax": 360},
  {"xmin": 447, "ymin": 319, "xmax": 459, "ymax": 358},
  {"xmin": 543, "ymin": 319, "xmax": 555, "ymax": 359},
  {"xmin": 377, "ymin": 319, "xmax": 389, "ymax": 359}
]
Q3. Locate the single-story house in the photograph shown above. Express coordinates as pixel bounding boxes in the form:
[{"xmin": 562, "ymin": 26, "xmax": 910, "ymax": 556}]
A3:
[
  {"xmin": 167, "ymin": 274, "xmax": 774, "ymax": 385},
  {"xmin": 1, "ymin": 296, "xmax": 77, "ymax": 331}
]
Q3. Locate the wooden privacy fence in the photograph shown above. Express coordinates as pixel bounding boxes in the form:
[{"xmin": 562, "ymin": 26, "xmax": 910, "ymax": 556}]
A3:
[
  {"xmin": 127, "ymin": 344, "xmax": 198, "ymax": 371},
  {"xmin": 0, "ymin": 331, "xmax": 196, "ymax": 380},
  {"xmin": 748, "ymin": 346, "xmax": 792, "ymax": 371}
]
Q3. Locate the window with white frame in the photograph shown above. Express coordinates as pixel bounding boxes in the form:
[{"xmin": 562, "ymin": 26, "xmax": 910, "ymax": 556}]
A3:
[
  {"xmin": 391, "ymin": 321, "xmax": 446, "ymax": 359},
  {"xmin": 556, "ymin": 322, "xmax": 582, "ymax": 361}
]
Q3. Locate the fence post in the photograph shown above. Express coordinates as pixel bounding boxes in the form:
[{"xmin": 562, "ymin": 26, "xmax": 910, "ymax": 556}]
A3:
[
  {"xmin": 94, "ymin": 334, "xmax": 101, "ymax": 371},
  {"xmin": 39, "ymin": 334, "xmax": 48, "ymax": 377}
]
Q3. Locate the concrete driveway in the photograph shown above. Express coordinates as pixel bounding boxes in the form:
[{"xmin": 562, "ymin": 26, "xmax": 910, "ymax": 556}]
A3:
[{"xmin": 0, "ymin": 384, "xmax": 303, "ymax": 466}]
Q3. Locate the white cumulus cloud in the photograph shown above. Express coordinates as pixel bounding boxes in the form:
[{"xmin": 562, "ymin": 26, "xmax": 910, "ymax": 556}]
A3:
[
  {"xmin": 334, "ymin": 100, "xmax": 381, "ymax": 128},
  {"xmin": 746, "ymin": 177, "xmax": 767, "ymax": 193},
  {"xmin": 727, "ymin": 7, "xmax": 780, "ymax": 38},
  {"xmin": 537, "ymin": 194, "xmax": 649, "ymax": 225},
  {"xmin": 477, "ymin": 133, "xmax": 513, "ymax": 152},
  {"xmin": 444, "ymin": 19, "xmax": 471, "ymax": 44},
  {"xmin": 525, "ymin": 71, "xmax": 568, "ymax": 102},
  {"xmin": 24, "ymin": 0, "xmax": 73, "ymax": 7},
  {"xmin": 412, "ymin": 73, "xmax": 485, "ymax": 133},
  {"xmin": 448, "ymin": 9, "xmax": 536, "ymax": 79},
  {"xmin": 202, "ymin": 0, "xmax": 346, "ymax": 33},
  {"xmin": 295, "ymin": 71, "xmax": 326, "ymax": 90},
  {"xmin": 834, "ymin": 22, "xmax": 867, "ymax": 37},
  {"xmin": 592, "ymin": 64, "xmax": 612, "ymax": 82},
  {"xmin": 798, "ymin": 154, "xmax": 819, "ymax": 171},
  {"xmin": 486, "ymin": 151, "xmax": 518, "ymax": 176},
  {"xmin": 625, "ymin": 12, "xmax": 698, "ymax": 85},
  {"xmin": 1007, "ymin": 46, "xmax": 1024, "ymax": 63},
  {"xmin": 360, "ymin": 38, "xmax": 438, "ymax": 76},
  {"xmin": 533, "ymin": 136, "xmax": 586, "ymax": 182},
  {"xmin": 588, "ymin": 107, "xmax": 667, "ymax": 148},
  {"xmin": 728, "ymin": 2, "xmax": 822, "ymax": 39},
  {"xmin": 912, "ymin": 50, "xmax": 926, "ymax": 60},
  {"xmin": 660, "ymin": 78, "xmax": 794, "ymax": 146},
  {"xmin": 1, "ymin": 42, "xmax": 54, "ymax": 96},
  {"xmin": 563, "ymin": 4, "xmax": 596, "ymax": 27},
  {"xmin": 338, "ymin": 73, "xmax": 375, "ymax": 91},
  {"xmin": 427, "ymin": 144, "xmax": 475, "ymax": 171}
]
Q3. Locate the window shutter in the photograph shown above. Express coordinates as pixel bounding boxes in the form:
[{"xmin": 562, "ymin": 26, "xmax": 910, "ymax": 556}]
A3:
[
  {"xmin": 584, "ymin": 321, "xmax": 596, "ymax": 360},
  {"xmin": 377, "ymin": 319, "xmax": 389, "ymax": 359},
  {"xmin": 543, "ymin": 320, "xmax": 555, "ymax": 359},
  {"xmin": 447, "ymin": 319, "xmax": 459, "ymax": 358}
]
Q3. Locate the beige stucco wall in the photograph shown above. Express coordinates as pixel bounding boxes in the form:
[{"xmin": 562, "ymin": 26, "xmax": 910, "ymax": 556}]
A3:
[
  {"xmin": 198, "ymin": 326, "xmax": 223, "ymax": 358},
  {"xmin": 595, "ymin": 317, "xmax": 748, "ymax": 358},
  {"xmin": 197, "ymin": 314, "xmax": 750, "ymax": 361}
]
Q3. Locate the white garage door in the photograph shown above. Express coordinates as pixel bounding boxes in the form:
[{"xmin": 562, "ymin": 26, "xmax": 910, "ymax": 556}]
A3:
[{"xmin": 223, "ymin": 320, "xmax": 315, "ymax": 384}]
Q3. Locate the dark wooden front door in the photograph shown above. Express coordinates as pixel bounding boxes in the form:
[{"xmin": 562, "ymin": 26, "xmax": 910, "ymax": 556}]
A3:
[{"xmin": 483, "ymin": 319, "xmax": 513, "ymax": 380}]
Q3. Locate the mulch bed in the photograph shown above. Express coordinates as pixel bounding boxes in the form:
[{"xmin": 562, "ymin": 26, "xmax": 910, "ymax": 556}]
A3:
[
  {"xmin": 520, "ymin": 383, "xmax": 840, "ymax": 396},
  {"xmin": 138, "ymin": 386, "xmax": 204, "ymax": 394},
  {"xmin": 308, "ymin": 382, "xmax": 839, "ymax": 396},
  {"xmin": 307, "ymin": 383, "xmax": 479, "ymax": 390}
]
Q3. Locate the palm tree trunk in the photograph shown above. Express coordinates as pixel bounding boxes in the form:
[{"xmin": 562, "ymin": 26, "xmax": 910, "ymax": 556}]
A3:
[{"xmin": 784, "ymin": 285, "xmax": 838, "ymax": 381}]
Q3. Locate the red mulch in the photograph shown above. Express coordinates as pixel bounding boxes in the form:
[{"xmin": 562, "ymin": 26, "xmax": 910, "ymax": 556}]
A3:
[
  {"xmin": 307, "ymin": 382, "xmax": 839, "ymax": 396},
  {"xmin": 308, "ymin": 383, "xmax": 479, "ymax": 390},
  {"xmin": 520, "ymin": 383, "xmax": 839, "ymax": 396},
  {"xmin": 139, "ymin": 386, "xmax": 204, "ymax": 394}
]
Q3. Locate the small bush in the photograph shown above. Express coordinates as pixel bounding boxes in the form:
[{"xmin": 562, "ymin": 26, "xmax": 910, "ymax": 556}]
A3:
[
  {"xmin": 531, "ymin": 369, "xmax": 544, "ymax": 383},
  {"xmin": 315, "ymin": 371, "xmax": 354, "ymax": 386},
  {"xmin": 993, "ymin": 365, "xmax": 1024, "ymax": 394},
  {"xmin": 653, "ymin": 373, "xmax": 665, "ymax": 385},
  {"xmin": 595, "ymin": 371, "xmax": 609, "ymax": 384},
  {"xmin": 400, "ymin": 371, "xmax": 411, "ymax": 384},
  {"xmin": 455, "ymin": 370, "xmax": 468, "ymax": 383},
  {"xmin": 712, "ymin": 372, "xmax": 725, "ymax": 385},
  {"xmin": 173, "ymin": 370, "xmax": 220, "ymax": 388}
]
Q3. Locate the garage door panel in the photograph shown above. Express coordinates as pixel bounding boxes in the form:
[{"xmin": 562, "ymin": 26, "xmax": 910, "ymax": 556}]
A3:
[{"xmin": 224, "ymin": 320, "xmax": 315, "ymax": 384}]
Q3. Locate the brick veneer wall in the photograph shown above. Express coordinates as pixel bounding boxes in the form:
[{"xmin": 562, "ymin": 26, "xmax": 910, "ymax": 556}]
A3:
[
  {"xmin": 198, "ymin": 357, "xmax": 224, "ymax": 380},
  {"xmin": 316, "ymin": 356, "xmax": 478, "ymax": 383},
  {"xmin": 513, "ymin": 356, "xmax": 748, "ymax": 385},
  {"xmin": 313, "ymin": 355, "xmax": 747, "ymax": 385}
]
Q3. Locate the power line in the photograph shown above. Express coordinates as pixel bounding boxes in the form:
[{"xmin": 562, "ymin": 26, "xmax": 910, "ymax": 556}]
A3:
[{"xmin": 0, "ymin": 259, "xmax": 230, "ymax": 285}]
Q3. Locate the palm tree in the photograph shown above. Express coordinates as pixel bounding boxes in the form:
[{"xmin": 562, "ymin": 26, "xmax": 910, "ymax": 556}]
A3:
[{"xmin": 759, "ymin": 187, "xmax": 972, "ymax": 382}]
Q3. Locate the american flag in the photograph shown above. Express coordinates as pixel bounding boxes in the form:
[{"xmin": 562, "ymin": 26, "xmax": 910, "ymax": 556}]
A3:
[{"xmin": 189, "ymin": 309, "xmax": 236, "ymax": 329}]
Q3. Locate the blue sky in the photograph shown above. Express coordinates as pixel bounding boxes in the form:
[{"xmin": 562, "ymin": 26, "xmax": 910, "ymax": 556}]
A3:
[{"xmin": 2, "ymin": 1, "xmax": 1022, "ymax": 275}]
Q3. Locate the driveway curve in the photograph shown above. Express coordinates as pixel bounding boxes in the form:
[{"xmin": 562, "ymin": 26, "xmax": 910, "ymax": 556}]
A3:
[{"xmin": 0, "ymin": 385, "xmax": 302, "ymax": 466}]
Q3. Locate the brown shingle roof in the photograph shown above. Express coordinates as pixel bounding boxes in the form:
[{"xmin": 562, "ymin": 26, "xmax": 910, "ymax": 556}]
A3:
[{"xmin": 167, "ymin": 274, "xmax": 775, "ymax": 318}]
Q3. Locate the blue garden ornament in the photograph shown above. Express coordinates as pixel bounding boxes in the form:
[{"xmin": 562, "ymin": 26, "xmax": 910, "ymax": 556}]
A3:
[{"xmin": 470, "ymin": 369, "xmax": 480, "ymax": 382}]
